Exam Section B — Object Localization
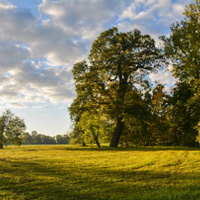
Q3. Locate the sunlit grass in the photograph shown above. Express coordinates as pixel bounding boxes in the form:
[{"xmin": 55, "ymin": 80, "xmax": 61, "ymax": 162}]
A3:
[{"xmin": 0, "ymin": 145, "xmax": 199, "ymax": 200}]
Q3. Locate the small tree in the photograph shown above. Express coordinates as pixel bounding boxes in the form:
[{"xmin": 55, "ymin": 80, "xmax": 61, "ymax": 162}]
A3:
[
  {"xmin": 78, "ymin": 110, "xmax": 112, "ymax": 148},
  {"xmin": 0, "ymin": 109, "xmax": 26, "ymax": 148}
]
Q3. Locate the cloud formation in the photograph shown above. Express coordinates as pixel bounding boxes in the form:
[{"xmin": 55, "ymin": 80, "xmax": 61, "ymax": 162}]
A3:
[
  {"xmin": 0, "ymin": 0, "xmax": 194, "ymax": 109},
  {"xmin": 118, "ymin": 0, "xmax": 191, "ymax": 39}
]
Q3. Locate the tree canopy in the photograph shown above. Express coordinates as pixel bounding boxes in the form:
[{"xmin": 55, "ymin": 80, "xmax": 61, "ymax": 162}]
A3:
[
  {"xmin": 0, "ymin": 109, "xmax": 26, "ymax": 148},
  {"xmin": 161, "ymin": 0, "xmax": 200, "ymax": 147},
  {"xmin": 70, "ymin": 27, "xmax": 162, "ymax": 147}
]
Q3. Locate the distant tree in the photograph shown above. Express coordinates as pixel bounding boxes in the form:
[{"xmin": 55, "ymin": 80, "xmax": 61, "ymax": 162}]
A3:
[
  {"xmin": 31, "ymin": 131, "xmax": 39, "ymax": 144},
  {"xmin": 22, "ymin": 132, "xmax": 33, "ymax": 144},
  {"xmin": 23, "ymin": 131, "xmax": 57, "ymax": 144},
  {"xmin": 0, "ymin": 109, "xmax": 26, "ymax": 148},
  {"xmin": 41, "ymin": 134, "xmax": 56, "ymax": 144},
  {"xmin": 55, "ymin": 134, "xmax": 70, "ymax": 144},
  {"xmin": 35, "ymin": 133, "xmax": 44, "ymax": 144},
  {"xmin": 161, "ymin": 0, "xmax": 200, "ymax": 146},
  {"xmin": 30, "ymin": 131, "xmax": 57, "ymax": 144},
  {"xmin": 70, "ymin": 27, "xmax": 162, "ymax": 147}
]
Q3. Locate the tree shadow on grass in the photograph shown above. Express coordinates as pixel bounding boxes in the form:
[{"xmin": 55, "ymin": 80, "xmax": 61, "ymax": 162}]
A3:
[
  {"xmin": 0, "ymin": 158, "xmax": 99, "ymax": 200},
  {"xmin": 55, "ymin": 145, "xmax": 200, "ymax": 152},
  {"xmin": 0, "ymin": 158, "xmax": 199, "ymax": 200}
]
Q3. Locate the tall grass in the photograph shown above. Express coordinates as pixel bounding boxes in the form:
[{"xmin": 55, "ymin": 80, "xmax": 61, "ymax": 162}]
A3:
[{"xmin": 0, "ymin": 145, "xmax": 199, "ymax": 200}]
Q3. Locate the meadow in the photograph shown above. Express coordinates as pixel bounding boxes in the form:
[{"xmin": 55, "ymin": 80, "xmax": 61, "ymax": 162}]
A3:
[{"xmin": 0, "ymin": 145, "xmax": 199, "ymax": 200}]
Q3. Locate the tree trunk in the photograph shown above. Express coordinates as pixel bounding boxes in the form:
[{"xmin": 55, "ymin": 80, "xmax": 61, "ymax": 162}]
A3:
[
  {"xmin": 0, "ymin": 133, "xmax": 3, "ymax": 149},
  {"xmin": 94, "ymin": 135, "xmax": 101, "ymax": 148},
  {"xmin": 81, "ymin": 139, "xmax": 87, "ymax": 146},
  {"xmin": 91, "ymin": 129, "xmax": 101, "ymax": 148},
  {"xmin": 110, "ymin": 117, "xmax": 124, "ymax": 147}
]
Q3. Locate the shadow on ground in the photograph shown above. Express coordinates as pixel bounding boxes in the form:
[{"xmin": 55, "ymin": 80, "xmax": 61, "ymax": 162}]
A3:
[{"xmin": 0, "ymin": 155, "xmax": 199, "ymax": 200}]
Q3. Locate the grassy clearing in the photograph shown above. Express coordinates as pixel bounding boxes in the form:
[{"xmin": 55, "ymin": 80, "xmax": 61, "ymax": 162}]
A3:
[{"xmin": 0, "ymin": 145, "xmax": 199, "ymax": 200}]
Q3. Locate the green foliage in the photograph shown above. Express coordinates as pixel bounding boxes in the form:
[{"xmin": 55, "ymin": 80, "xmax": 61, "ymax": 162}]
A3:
[
  {"xmin": 0, "ymin": 109, "xmax": 26, "ymax": 148},
  {"xmin": 70, "ymin": 27, "xmax": 162, "ymax": 147},
  {"xmin": 161, "ymin": 0, "xmax": 200, "ymax": 81},
  {"xmin": 78, "ymin": 111, "xmax": 112, "ymax": 148},
  {"xmin": 0, "ymin": 145, "xmax": 199, "ymax": 200},
  {"xmin": 69, "ymin": 123, "xmax": 86, "ymax": 146},
  {"xmin": 161, "ymin": 0, "xmax": 200, "ymax": 147},
  {"xmin": 22, "ymin": 131, "xmax": 70, "ymax": 144},
  {"xmin": 120, "ymin": 84, "xmax": 171, "ymax": 147},
  {"xmin": 69, "ymin": 110, "xmax": 113, "ymax": 147},
  {"xmin": 55, "ymin": 134, "xmax": 70, "ymax": 144},
  {"xmin": 168, "ymin": 82, "xmax": 199, "ymax": 146}
]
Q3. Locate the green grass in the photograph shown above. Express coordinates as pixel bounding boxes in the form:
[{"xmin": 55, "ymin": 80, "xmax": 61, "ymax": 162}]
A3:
[{"xmin": 0, "ymin": 145, "xmax": 199, "ymax": 200}]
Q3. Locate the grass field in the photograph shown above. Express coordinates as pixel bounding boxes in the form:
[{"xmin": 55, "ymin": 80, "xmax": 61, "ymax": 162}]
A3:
[{"xmin": 0, "ymin": 145, "xmax": 199, "ymax": 200}]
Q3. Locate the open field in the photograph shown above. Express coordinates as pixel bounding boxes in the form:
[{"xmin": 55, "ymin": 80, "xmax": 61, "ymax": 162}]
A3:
[{"xmin": 0, "ymin": 145, "xmax": 199, "ymax": 200}]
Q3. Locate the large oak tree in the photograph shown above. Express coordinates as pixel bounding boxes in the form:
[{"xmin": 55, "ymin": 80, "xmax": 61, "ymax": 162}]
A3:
[{"xmin": 70, "ymin": 27, "xmax": 162, "ymax": 147}]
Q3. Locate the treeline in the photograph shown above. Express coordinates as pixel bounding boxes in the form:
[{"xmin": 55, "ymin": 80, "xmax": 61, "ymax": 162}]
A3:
[
  {"xmin": 22, "ymin": 131, "xmax": 70, "ymax": 145},
  {"xmin": 69, "ymin": 1, "xmax": 200, "ymax": 147},
  {"xmin": 0, "ymin": 109, "xmax": 69, "ymax": 148}
]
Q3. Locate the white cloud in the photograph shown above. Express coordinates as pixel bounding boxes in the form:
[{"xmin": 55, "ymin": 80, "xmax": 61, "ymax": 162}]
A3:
[
  {"xmin": 39, "ymin": 0, "xmax": 126, "ymax": 42},
  {"xmin": 15, "ymin": 62, "xmax": 75, "ymax": 103},
  {"xmin": 0, "ymin": 0, "xmax": 15, "ymax": 10},
  {"xmin": 0, "ymin": 1, "xmax": 88, "ymax": 66},
  {"xmin": 149, "ymin": 70, "xmax": 176, "ymax": 86},
  {"xmin": 172, "ymin": 3, "xmax": 185, "ymax": 14},
  {"xmin": 0, "ymin": 41, "xmax": 30, "ymax": 72},
  {"xmin": 0, "ymin": 42, "xmax": 75, "ymax": 108},
  {"xmin": 0, "ymin": 0, "xmax": 194, "ymax": 110},
  {"xmin": 118, "ymin": 0, "xmax": 190, "ymax": 42}
]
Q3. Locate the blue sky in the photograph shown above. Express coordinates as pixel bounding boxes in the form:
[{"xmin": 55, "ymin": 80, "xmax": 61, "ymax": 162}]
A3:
[{"xmin": 0, "ymin": 0, "xmax": 194, "ymax": 136}]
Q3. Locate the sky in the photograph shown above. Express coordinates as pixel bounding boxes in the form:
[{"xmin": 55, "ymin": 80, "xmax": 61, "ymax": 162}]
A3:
[{"xmin": 0, "ymin": 0, "xmax": 195, "ymax": 136}]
